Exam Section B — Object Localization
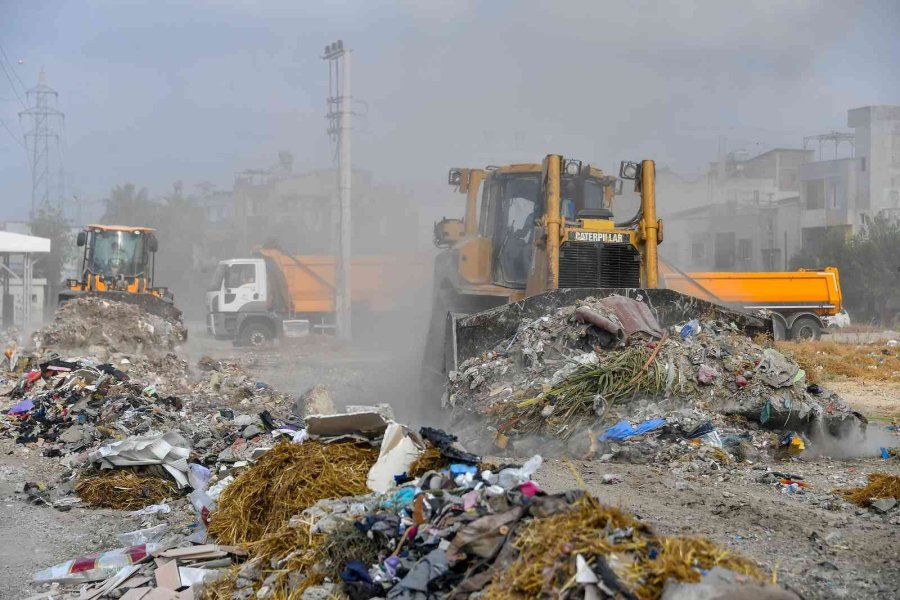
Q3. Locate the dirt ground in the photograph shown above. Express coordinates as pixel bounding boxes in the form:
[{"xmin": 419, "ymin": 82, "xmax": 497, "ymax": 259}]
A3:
[
  {"xmin": 2, "ymin": 329, "xmax": 899, "ymax": 599},
  {"xmin": 828, "ymin": 380, "xmax": 900, "ymax": 421}
]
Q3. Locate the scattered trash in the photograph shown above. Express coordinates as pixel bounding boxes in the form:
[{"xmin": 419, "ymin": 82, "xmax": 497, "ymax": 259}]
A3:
[
  {"xmin": 680, "ymin": 318, "xmax": 701, "ymax": 340},
  {"xmin": 88, "ymin": 431, "xmax": 192, "ymax": 488},
  {"xmin": 600, "ymin": 418, "xmax": 666, "ymax": 442},
  {"xmin": 33, "ymin": 544, "xmax": 161, "ymax": 583}
]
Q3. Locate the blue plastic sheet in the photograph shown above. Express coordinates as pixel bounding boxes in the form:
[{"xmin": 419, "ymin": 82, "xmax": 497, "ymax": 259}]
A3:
[
  {"xmin": 7, "ymin": 399, "xmax": 33, "ymax": 414},
  {"xmin": 381, "ymin": 487, "xmax": 415, "ymax": 509},
  {"xmin": 599, "ymin": 418, "xmax": 666, "ymax": 441},
  {"xmin": 450, "ymin": 464, "xmax": 477, "ymax": 477}
]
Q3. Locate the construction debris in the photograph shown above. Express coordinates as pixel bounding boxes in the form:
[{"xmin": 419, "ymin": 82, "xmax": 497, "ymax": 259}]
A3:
[
  {"xmin": 198, "ymin": 436, "xmax": 774, "ymax": 600},
  {"xmin": 446, "ymin": 295, "xmax": 867, "ymax": 460},
  {"xmin": 36, "ymin": 297, "xmax": 187, "ymax": 355},
  {"xmin": 8, "ymin": 284, "xmax": 897, "ymax": 600}
]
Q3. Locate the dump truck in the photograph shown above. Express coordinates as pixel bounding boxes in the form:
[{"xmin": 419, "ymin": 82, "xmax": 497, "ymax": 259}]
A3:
[
  {"xmin": 60, "ymin": 224, "xmax": 181, "ymax": 322},
  {"xmin": 423, "ymin": 156, "xmax": 771, "ymax": 394},
  {"xmin": 661, "ymin": 266, "xmax": 845, "ymax": 340},
  {"xmin": 206, "ymin": 247, "xmax": 425, "ymax": 345}
]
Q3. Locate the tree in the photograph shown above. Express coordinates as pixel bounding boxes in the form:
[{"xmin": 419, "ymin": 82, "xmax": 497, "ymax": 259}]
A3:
[
  {"xmin": 29, "ymin": 206, "xmax": 75, "ymax": 317},
  {"xmin": 101, "ymin": 183, "xmax": 158, "ymax": 226},
  {"xmin": 791, "ymin": 218, "xmax": 900, "ymax": 325}
]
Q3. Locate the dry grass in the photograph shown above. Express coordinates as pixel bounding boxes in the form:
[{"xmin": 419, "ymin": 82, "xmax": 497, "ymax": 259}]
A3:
[
  {"xmin": 838, "ymin": 472, "xmax": 900, "ymax": 507},
  {"xmin": 483, "ymin": 495, "xmax": 763, "ymax": 600},
  {"xmin": 201, "ymin": 441, "xmax": 378, "ymax": 600},
  {"xmin": 407, "ymin": 446, "xmax": 448, "ymax": 477},
  {"xmin": 207, "ymin": 440, "xmax": 378, "ymax": 546},
  {"xmin": 776, "ymin": 340, "xmax": 900, "ymax": 383},
  {"xmin": 635, "ymin": 536, "xmax": 762, "ymax": 598},
  {"xmin": 74, "ymin": 469, "xmax": 178, "ymax": 510}
]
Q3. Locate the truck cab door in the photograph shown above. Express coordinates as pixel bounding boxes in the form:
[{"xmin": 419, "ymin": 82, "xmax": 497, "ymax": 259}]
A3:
[{"xmin": 221, "ymin": 262, "xmax": 262, "ymax": 312}]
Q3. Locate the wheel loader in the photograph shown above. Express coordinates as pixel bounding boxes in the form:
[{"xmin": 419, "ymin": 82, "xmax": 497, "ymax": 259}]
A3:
[
  {"xmin": 423, "ymin": 155, "xmax": 770, "ymax": 398},
  {"xmin": 59, "ymin": 224, "xmax": 182, "ymax": 322}
]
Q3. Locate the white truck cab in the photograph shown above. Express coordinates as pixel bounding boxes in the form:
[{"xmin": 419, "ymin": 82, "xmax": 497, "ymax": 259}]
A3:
[{"xmin": 206, "ymin": 259, "xmax": 278, "ymax": 345}]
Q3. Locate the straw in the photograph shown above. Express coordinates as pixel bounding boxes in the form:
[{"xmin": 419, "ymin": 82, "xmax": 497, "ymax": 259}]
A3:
[
  {"xmin": 74, "ymin": 469, "xmax": 177, "ymax": 510},
  {"xmin": 837, "ymin": 472, "xmax": 900, "ymax": 506},
  {"xmin": 484, "ymin": 495, "xmax": 764, "ymax": 600},
  {"xmin": 208, "ymin": 440, "xmax": 378, "ymax": 546}
]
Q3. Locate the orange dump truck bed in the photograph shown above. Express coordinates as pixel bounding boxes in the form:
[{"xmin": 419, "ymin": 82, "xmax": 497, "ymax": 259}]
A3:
[
  {"xmin": 265, "ymin": 252, "xmax": 427, "ymax": 314},
  {"xmin": 660, "ymin": 266, "xmax": 843, "ymax": 317}
]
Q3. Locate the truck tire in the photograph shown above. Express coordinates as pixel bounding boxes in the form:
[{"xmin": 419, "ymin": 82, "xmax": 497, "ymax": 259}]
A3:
[
  {"xmin": 239, "ymin": 322, "xmax": 274, "ymax": 347},
  {"xmin": 790, "ymin": 316, "xmax": 821, "ymax": 341}
]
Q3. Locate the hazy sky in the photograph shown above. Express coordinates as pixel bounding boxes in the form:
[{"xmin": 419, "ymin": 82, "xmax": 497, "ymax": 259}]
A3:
[{"xmin": 1, "ymin": 0, "xmax": 899, "ymax": 221}]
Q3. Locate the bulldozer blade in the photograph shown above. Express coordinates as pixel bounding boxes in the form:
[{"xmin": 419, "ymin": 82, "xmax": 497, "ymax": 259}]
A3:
[
  {"xmin": 58, "ymin": 290, "xmax": 184, "ymax": 324},
  {"xmin": 449, "ymin": 288, "xmax": 772, "ymax": 371}
]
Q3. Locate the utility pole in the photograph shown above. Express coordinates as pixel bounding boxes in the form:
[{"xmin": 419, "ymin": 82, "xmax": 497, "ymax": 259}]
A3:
[
  {"xmin": 20, "ymin": 69, "xmax": 64, "ymax": 214},
  {"xmin": 322, "ymin": 40, "xmax": 352, "ymax": 339}
]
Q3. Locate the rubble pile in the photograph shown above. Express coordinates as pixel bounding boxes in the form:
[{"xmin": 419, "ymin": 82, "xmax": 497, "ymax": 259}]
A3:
[
  {"xmin": 36, "ymin": 297, "xmax": 187, "ymax": 355},
  {"xmin": 447, "ymin": 295, "xmax": 866, "ymax": 460},
  {"xmin": 1, "ymin": 341, "xmax": 297, "ymax": 512},
  {"xmin": 197, "ymin": 428, "xmax": 788, "ymax": 600}
]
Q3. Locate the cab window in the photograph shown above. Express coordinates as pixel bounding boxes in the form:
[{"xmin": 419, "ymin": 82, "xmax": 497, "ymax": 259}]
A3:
[{"xmin": 225, "ymin": 264, "xmax": 256, "ymax": 289}]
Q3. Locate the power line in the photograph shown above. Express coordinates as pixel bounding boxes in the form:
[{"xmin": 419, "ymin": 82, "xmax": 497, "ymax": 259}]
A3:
[
  {"xmin": 0, "ymin": 43, "xmax": 27, "ymax": 94},
  {"xmin": 0, "ymin": 59, "xmax": 25, "ymax": 108},
  {"xmin": 1, "ymin": 115, "xmax": 25, "ymax": 148},
  {"xmin": 0, "ymin": 46, "xmax": 26, "ymax": 109}
]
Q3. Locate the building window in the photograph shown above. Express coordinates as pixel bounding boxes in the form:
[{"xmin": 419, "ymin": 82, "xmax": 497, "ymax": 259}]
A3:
[
  {"xmin": 738, "ymin": 239, "xmax": 752, "ymax": 261},
  {"xmin": 714, "ymin": 232, "xmax": 736, "ymax": 269},
  {"xmin": 805, "ymin": 179, "xmax": 825, "ymax": 209},
  {"xmin": 691, "ymin": 241, "xmax": 705, "ymax": 261}
]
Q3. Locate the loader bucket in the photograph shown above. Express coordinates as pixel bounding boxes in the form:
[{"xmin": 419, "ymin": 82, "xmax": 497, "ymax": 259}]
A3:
[
  {"xmin": 58, "ymin": 290, "xmax": 184, "ymax": 325},
  {"xmin": 448, "ymin": 288, "xmax": 771, "ymax": 372}
]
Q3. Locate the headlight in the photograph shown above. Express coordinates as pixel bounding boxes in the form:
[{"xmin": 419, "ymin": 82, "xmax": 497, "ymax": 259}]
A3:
[
  {"xmin": 619, "ymin": 161, "xmax": 640, "ymax": 180},
  {"xmin": 563, "ymin": 159, "xmax": 582, "ymax": 176},
  {"xmin": 448, "ymin": 169, "xmax": 462, "ymax": 186}
]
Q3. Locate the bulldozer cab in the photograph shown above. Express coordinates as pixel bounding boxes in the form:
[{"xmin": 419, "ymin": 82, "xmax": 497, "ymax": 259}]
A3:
[
  {"xmin": 476, "ymin": 162, "xmax": 623, "ymax": 291},
  {"xmin": 441, "ymin": 156, "xmax": 655, "ymax": 302}
]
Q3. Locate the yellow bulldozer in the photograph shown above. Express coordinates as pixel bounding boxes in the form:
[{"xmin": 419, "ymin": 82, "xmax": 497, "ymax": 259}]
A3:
[
  {"xmin": 60, "ymin": 224, "xmax": 181, "ymax": 321},
  {"xmin": 424, "ymin": 155, "xmax": 769, "ymax": 396}
]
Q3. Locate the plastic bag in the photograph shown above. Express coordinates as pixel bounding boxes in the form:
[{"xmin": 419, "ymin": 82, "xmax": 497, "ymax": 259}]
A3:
[
  {"xmin": 117, "ymin": 524, "xmax": 168, "ymax": 546},
  {"xmin": 188, "ymin": 489, "xmax": 215, "ymax": 544},
  {"xmin": 34, "ymin": 544, "xmax": 159, "ymax": 583},
  {"xmin": 188, "ymin": 463, "xmax": 212, "ymax": 492},
  {"xmin": 498, "ymin": 455, "xmax": 542, "ymax": 489},
  {"xmin": 128, "ymin": 502, "xmax": 170, "ymax": 517}
]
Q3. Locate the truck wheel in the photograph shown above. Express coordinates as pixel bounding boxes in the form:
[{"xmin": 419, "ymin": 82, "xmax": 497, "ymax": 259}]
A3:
[
  {"xmin": 240, "ymin": 322, "xmax": 274, "ymax": 347},
  {"xmin": 790, "ymin": 316, "xmax": 821, "ymax": 341}
]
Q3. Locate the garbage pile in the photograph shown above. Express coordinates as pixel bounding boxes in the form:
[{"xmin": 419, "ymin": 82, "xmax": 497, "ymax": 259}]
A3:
[
  {"xmin": 195, "ymin": 427, "xmax": 792, "ymax": 600},
  {"xmin": 35, "ymin": 297, "xmax": 187, "ymax": 355},
  {"xmin": 1, "ymin": 346, "xmax": 299, "ymax": 510},
  {"xmin": 446, "ymin": 295, "xmax": 867, "ymax": 460},
  {"xmin": 34, "ymin": 536, "xmax": 248, "ymax": 599}
]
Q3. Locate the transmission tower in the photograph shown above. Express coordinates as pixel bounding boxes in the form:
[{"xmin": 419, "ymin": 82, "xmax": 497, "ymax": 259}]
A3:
[{"xmin": 20, "ymin": 69, "xmax": 64, "ymax": 213}]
